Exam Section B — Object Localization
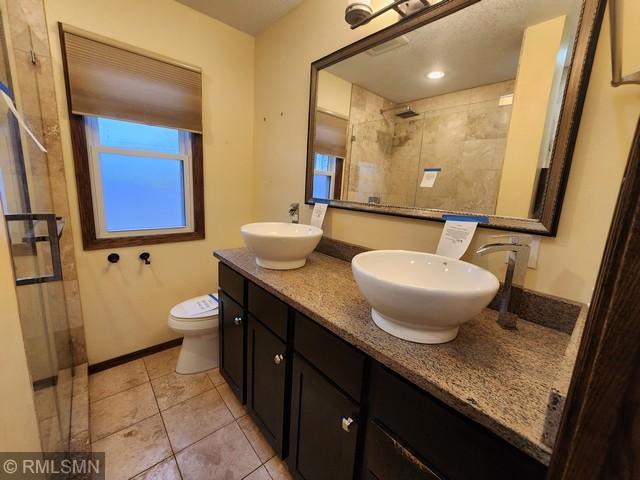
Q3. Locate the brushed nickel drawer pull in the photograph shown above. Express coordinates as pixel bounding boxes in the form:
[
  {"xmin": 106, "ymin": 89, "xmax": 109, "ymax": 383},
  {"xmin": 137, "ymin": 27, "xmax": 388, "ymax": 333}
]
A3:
[
  {"xmin": 274, "ymin": 354, "xmax": 284, "ymax": 365},
  {"xmin": 342, "ymin": 417, "xmax": 354, "ymax": 432}
]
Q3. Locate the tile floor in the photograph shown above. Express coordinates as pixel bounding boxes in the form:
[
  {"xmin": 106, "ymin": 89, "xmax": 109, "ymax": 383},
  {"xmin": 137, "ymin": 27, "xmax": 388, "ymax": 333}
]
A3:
[{"xmin": 89, "ymin": 346, "xmax": 293, "ymax": 480}]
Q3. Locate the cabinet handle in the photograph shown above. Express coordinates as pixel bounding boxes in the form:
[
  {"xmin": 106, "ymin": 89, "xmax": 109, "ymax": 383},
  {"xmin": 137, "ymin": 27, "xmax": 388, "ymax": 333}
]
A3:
[
  {"xmin": 273, "ymin": 354, "xmax": 284, "ymax": 365},
  {"xmin": 341, "ymin": 417, "xmax": 355, "ymax": 433},
  {"xmin": 233, "ymin": 316, "xmax": 242, "ymax": 326}
]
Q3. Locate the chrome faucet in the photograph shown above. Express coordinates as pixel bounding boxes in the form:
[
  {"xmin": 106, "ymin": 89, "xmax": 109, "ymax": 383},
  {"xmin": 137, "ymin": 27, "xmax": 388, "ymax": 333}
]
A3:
[
  {"xmin": 475, "ymin": 235, "xmax": 532, "ymax": 330},
  {"xmin": 288, "ymin": 202, "xmax": 300, "ymax": 224}
]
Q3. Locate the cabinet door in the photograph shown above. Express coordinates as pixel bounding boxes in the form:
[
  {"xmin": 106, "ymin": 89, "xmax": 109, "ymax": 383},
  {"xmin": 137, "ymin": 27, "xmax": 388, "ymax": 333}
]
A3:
[
  {"xmin": 288, "ymin": 354, "xmax": 359, "ymax": 480},
  {"xmin": 247, "ymin": 315, "xmax": 288, "ymax": 455},
  {"xmin": 363, "ymin": 419, "xmax": 442, "ymax": 480},
  {"xmin": 219, "ymin": 291, "xmax": 245, "ymax": 402}
]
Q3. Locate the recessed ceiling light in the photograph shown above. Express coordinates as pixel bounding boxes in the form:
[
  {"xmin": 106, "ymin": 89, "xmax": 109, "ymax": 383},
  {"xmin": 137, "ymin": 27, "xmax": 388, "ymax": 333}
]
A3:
[{"xmin": 427, "ymin": 71, "xmax": 446, "ymax": 80}]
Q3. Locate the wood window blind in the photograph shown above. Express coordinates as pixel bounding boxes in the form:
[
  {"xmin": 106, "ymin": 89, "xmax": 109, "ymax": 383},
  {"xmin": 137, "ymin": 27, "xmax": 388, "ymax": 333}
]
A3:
[
  {"xmin": 60, "ymin": 24, "xmax": 202, "ymax": 133},
  {"xmin": 314, "ymin": 110, "xmax": 348, "ymax": 157}
]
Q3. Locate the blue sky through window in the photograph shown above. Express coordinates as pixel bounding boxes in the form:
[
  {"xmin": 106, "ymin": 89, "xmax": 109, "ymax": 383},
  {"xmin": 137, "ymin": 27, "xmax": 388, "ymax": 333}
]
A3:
[
  {"xmin": 97, "ymin": 117, "xmax": 180, "ymax": 154},
  {"xmin": 100, "ymin": 153, "xmax": 186, "ymax": 231},
  {"xmin": 313, "ymin": 174, "xmax": 331, "ymax": 200}
]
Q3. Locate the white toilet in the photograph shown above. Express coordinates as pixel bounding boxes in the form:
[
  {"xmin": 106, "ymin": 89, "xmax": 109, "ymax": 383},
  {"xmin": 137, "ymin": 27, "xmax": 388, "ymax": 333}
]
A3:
[{"xmin": 168, "ymin": 295, "xmax": 220, "ymax": 374}]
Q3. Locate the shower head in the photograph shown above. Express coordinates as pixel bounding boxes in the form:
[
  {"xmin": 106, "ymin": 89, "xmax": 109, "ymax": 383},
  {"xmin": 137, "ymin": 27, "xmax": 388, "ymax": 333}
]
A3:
[
  {"xmin": 380, "ymin": 104, "xmax": 420, "ymax": 119},
  {"xmin": 395, "ymin": 106, "xmax": 419, "ymax": 118}
]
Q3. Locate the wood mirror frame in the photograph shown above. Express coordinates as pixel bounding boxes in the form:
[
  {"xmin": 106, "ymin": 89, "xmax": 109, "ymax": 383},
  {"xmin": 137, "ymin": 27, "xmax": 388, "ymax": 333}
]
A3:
[{"xmin": 305, "ymin": 0, "xmax": 606, "ymax": 236}]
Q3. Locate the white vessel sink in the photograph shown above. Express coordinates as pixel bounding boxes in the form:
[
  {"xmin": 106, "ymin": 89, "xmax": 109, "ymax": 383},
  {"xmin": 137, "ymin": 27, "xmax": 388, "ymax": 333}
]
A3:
[
  {"xmin": 352, "ymin": 250, "xmax": 499, "ymax": 344},
  {"xmin": 241, "ymin": 222, "xmax": 323, "ymax": 270}
]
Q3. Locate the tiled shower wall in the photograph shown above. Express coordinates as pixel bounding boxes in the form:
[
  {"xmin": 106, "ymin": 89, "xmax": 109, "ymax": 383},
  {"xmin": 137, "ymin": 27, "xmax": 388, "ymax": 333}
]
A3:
[
  {"xmin": 345, "ymin": 80, "xmax": 515, "ymax": 214},
  {"xmin": 6, "ymin": 0, "xmax": 86, "ymax": 365}
]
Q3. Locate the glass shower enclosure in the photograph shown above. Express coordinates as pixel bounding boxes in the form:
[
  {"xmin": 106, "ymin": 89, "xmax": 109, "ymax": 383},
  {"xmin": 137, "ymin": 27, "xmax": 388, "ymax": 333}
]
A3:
[{"xmin": 0, "ymin": 11, "xmax": 74, "ymax": 452}]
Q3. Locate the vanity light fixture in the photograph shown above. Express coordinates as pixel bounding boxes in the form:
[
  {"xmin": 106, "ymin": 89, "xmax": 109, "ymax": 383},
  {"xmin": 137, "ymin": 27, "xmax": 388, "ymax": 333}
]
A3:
[
  {"xmin": 346, "ymin": 0, "xmax": 432, "ymax": 30},
  {"xmin": 427, "ymin": 71, "xmax": 446, "ymax": 79}
]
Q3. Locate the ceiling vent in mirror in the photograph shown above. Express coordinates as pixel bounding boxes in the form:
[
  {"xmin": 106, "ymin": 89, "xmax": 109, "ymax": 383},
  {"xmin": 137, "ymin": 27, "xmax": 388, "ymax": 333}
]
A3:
[{"xmin": 366, "ymin": 35, "xmax": 409, "ymax": 56}]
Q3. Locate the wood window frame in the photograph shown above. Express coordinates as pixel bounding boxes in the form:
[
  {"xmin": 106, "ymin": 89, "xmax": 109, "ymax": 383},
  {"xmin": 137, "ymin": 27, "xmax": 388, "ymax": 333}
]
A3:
[{"xmin": 68, "ymin": 113, "xmax": 204, "ymax": 250}]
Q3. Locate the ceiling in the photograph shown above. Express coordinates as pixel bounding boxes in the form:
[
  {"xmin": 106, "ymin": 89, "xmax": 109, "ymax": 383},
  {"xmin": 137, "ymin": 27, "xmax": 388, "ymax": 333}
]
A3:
[
  {"xmin": 176, "ymin": 0, "xmax": 304, "ymax": 35},
  {"xmin": 327, "ymin": 0, "xmax": 580, "ymax": 103}
]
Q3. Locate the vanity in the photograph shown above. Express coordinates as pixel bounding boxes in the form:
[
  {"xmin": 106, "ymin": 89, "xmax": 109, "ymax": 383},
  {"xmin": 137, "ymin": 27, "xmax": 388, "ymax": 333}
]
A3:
[
  {"xmin": 212, "ymin": 0, "xmax": 602, "ymax": 476},
  {"xmin": 214, "ymin": 247, "xmax": 577, "ymax": 480}
]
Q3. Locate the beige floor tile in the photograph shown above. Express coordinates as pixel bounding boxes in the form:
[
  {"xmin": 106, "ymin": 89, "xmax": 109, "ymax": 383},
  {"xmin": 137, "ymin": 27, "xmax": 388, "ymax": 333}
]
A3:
[
  {"xmin": 265, "ymin": 456, "xmax": 293, "ymax": 480},
  {"xmin": 143, "ymin": 347, "xmax": 180, "ymax": 380},
  {"xmin": 151, "ymin": 372, "xmax": 213, "ymax": 410},
  {"xmin": 243, "ymin": 466, "xmax": 271, "ymax": 480},
  {"xmin": 176, "ymin": 422, "xmax": 261, "ymax": 480},
  {"xmin": 89, "ymin": 360, "xmax": 148, "ymax": 401},
  {"xmin": 207, "ymin": 367, "xmax": 226, "ymax": 386},
  {"xmin": 162, "ymin": 389, "xmax": 234, "ymax": 452},
  {"xmin": 90, "ymin": 383, "xmax": 158, "ymax": 442},
  {"xmin": 91, "ymin": 414, "xmax": 172, "ymax": 480},
  {"xmin": 132, "ymin": 456, "xmax": 181, "ymax": 480},
  {"xmin": 237, "ymin": 415, "xmax": 275, "ymax": 463},
  {"xmin": 217, "ymin": 382, "xmax": 247, "ymax": 419}
]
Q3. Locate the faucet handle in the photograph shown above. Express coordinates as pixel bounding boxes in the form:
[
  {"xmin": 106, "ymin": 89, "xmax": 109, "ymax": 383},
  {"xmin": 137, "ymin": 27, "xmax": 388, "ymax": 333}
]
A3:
[{"xmin": 490, "ymin": 234, "xmax": 533, "ymax": 246}]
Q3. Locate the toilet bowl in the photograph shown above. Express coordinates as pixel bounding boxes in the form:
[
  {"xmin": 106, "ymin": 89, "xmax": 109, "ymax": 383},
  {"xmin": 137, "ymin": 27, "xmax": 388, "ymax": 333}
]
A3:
[{"xmin": 168, "ymin": 295, "xmax": 219, "ymax": 374}]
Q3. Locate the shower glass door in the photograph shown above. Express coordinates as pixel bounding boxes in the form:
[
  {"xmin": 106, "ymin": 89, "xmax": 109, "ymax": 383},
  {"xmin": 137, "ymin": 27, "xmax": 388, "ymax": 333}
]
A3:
[{"xmin": 0, "ymin": 10, "xmax": 74, "ymax": 452}]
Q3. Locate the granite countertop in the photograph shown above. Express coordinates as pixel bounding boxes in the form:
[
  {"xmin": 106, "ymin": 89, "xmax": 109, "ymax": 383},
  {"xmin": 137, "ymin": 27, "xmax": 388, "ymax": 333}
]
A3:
[
  {"xmin": 214, "ymin": 248, "xmax": 571, "ymax": 465},
  {"xmin": 542, "ymin": 305, "xmax": 588, "ymax": 447}
]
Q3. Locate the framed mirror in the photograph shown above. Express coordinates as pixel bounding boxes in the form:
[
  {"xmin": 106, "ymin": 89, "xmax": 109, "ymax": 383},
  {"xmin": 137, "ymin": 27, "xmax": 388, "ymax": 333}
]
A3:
[{"xmin": 305, "ymin": 0, "xmax": 605, "ymax": 235}]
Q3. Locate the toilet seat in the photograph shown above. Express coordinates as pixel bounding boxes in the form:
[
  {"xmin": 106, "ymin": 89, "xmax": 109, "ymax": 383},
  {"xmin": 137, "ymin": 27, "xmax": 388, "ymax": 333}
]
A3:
[{"xmin": 168, "ymin": 315, "xmax": 218, "ymax": 333}]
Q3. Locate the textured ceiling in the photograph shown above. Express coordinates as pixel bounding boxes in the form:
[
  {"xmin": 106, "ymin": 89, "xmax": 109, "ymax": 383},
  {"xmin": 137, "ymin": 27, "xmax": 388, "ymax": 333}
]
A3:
[
  {"xmin": 327, "ymin": 0, "xmax": 580, "ymax": 103},
  {"xmin": 176, "ymin": 0, "xmax": 304, "ymax": 35}
]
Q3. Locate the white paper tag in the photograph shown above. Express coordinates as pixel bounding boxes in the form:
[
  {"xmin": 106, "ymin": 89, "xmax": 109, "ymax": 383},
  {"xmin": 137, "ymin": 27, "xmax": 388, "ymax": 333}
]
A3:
[
  {"xmin": 420, "ymin": 169, "xmax": 439, "ymax": 188},
  {"xmin": 310, "ymin": 202, "xmax": 328, "ymax": 228},
  {"xmin": 183, "ymin": 295, "xmax": 218, "ymax": 316},
  {"xmin": 436, "ymin": 220, "xmax": 478, "ymax": 259}
]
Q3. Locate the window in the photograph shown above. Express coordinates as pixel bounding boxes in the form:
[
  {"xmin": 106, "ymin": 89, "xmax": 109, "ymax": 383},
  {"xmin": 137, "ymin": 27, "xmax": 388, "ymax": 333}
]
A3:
[
  {"xmin": 85, "ymin": 117, "xmax": 193, "ymax": 238},
  {"xmin": 59, "ymin": 25, "xmax": 204, "ymax": 249},
  {"xmin": 312, "ymin": 153, "xmax": 336, "ymax": 200}
]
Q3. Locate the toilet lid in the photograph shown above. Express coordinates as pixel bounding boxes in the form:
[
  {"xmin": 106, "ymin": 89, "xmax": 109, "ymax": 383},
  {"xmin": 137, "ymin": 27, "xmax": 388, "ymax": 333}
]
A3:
[{"xmin": 170, "ymin": 294, "xmax": 219, "ymax": 320}]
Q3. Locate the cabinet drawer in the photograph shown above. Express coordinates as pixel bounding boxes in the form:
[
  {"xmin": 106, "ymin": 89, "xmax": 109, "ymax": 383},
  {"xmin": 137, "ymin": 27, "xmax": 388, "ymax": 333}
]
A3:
[
  {"xmin": 219, "ymin": 262, "xmax": 245, "ymax": 306},
  {"xmin": 294, "ymin": 312, "xmax": 364, "ymax": 402},
  {"xmin": 369, "ymin": 364, "xmax": 546, "ymax": 480},
  {"xmin": 248, "ymin": 282, "xmax": 288, "ymax": 340},
  {"xmin": 364, "ymin": 419, "xmax": 442, "ymax": 480}
]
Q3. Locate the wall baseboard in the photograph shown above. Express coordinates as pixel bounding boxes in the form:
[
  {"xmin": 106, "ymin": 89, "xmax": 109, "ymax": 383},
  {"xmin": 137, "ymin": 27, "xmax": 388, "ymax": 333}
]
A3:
[{"xmin": 88, "ymin": 337, "xmax": 183, "ymax": 375}]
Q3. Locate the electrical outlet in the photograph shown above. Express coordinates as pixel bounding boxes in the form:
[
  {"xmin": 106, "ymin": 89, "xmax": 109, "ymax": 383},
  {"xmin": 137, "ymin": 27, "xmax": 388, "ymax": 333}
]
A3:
[{"xmin": 527, "ymin": 237, "xmax": 541, "ymax": 269}]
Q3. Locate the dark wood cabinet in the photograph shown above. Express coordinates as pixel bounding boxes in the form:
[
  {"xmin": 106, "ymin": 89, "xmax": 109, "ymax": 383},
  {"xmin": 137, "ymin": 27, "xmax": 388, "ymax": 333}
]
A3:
[
  {"xmin": 288, "ymin": 354, "xmax": 360, "ymax": 480},
  {"xmin": 363, "ymin": 419, "xmax": 442, "ymax": 480},
  {"xmin": 366, "ymin": 363, "xmax": 546, "ymax": 480},
  {"xmin": 294, "ymin": 312, "xmax": 365, "ymax": 402},
  {"xmin": 247, "ymin": 315, "xmax": 288, "ymax": 455},
  {"xmin": 217, "ymin": 262, "xmax": 547, "ymax": 480},
  {"xmin": 218, "ymin": 291, "xmax": 245, "ymax": 402}
]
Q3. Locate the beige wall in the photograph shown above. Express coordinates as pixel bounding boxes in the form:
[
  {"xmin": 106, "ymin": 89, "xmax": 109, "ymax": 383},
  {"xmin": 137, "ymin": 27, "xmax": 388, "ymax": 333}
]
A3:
[
  {"xmin": 44, "ymin": 0, "xmax": 255, "ymax": 364},
  {"xmin": 496, "ymin": 16, "xmax": 566, "ymax": 217},
  {"xmin": 0, "ymin": 210, "xmax": 41, "ymax": 451},
  {"xmin": 254, "ymin": 0, "xmax": 640, "ymax": 304},
  {"xmin": 317, "ymin": 70, "xmax": 352, "ymax": 117}
]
